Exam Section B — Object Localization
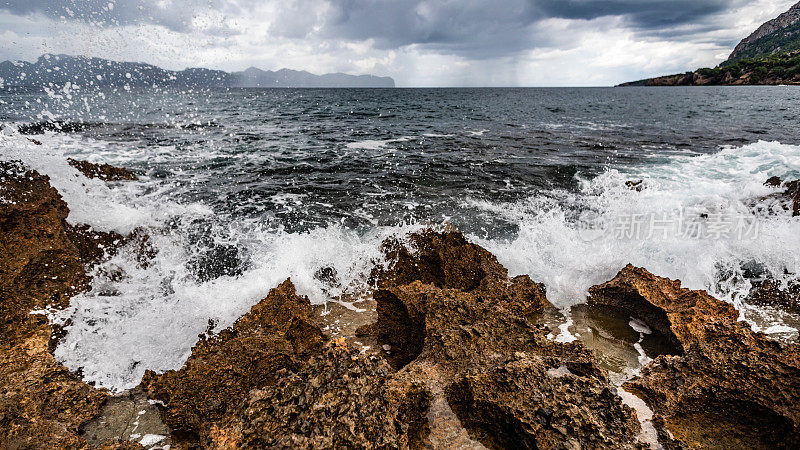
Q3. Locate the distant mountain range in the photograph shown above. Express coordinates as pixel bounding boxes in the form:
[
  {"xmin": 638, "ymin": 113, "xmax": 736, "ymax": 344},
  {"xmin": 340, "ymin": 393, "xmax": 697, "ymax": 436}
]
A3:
[
  {"xmin": 0, "ymin": 54, "xmax": 395, "ymax": 89},
  {"xmin": 620, "ymin": 1, "xmax": 800, "ymax": 86}
]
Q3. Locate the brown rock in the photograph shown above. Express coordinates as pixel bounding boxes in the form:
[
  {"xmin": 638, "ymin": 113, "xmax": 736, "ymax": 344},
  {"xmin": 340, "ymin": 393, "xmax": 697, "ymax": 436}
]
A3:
[
  {"xmin": 371, "ymin": 228, "xmax": 508, "ymax": 292},
  {"xmin": 763, "ymin": 178, "xmax": 800, "ymax": 217},
  {"xmin": 213, "ymin": 346, "xmax": 431, "ymax": 449},
  {"xmin": 67, "ymin": 158, "xmax": 138, "ymax": 182},
  {"xmin": 0, "ymin": 161, "xmax": 136, "ymax": 448},
  {"xmin": 589, "ymin": 265, "xmax": 800, "ymax": 448},
  {"xmin": 747, "ymin": 279, "xmax": 800, "ymax": 313},
  {"xmin": 140, "ymin": 279, "xmax": 326, "ymax": 446},
  {"xmin": 765, "ymin": 176, "xmax": 783, "ymax": 187},
  {"xmin": 786, "ymin": 180, "xmax": 800, "ymax": 216},
  {"xmin": 625, "ymin": 180, "xmax": 645, "ymax": 192},
  {"xmin": 142, "ymin": 229, "xmax": 643, "ymax": 449},
  {"xmin": 362, "ymin": 230, "xmax": 644, "ymax": 449}
]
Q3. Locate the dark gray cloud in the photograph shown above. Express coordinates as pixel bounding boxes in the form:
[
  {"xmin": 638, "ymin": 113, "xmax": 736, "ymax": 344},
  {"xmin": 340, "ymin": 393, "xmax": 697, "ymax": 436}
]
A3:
[
  {"xmin": 0, "ymin": 0, "xmax": 752, "ymax": 58},
  {"xmin": 536, "ymin": 0, "xmax": 741, "ymax": 29},
  {"xmin": 268, "ymin": 0, "xmax": 748, "ymax": 57},
  {"xmin": 0, "ymin": 0, "xmax": 242, "ymax": 32}
]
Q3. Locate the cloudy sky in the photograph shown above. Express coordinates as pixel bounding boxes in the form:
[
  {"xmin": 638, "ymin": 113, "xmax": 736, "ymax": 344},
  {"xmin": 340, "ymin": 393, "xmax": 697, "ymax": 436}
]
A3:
[{"xmin": 0, "ymin": 0, "xmax": 796, "ymax": 86}]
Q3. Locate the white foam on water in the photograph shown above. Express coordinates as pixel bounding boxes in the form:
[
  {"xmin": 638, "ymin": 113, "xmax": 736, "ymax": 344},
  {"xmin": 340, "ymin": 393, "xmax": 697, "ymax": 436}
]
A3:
[
  {"xmin": 49, "ymin": 221, "xmax": 427, "ymax": 391},
  {"xmin": 1, "ymin": 128, "xmax": 426, "ymax": 390},
  {"xmin": 470, "ymin": 141, "xmax": 800, "ymax": 329},
  {"xmin": 548, "ymin": 314, "xmax": 578, "ymax": 343},
  {"xmin": 629, "ymin": 318, "xmax": 652, "ymax": 335},
  {"xmin": 4, "ymin": 126, "xmax": 800, "ymax": 392},
  {"xmin": 618, "ymin": 388, "xmax": 663, "ymax": 449},
  {"xmin": 345, "ymin": 137, "xmax": 410, "ymax": 150}
]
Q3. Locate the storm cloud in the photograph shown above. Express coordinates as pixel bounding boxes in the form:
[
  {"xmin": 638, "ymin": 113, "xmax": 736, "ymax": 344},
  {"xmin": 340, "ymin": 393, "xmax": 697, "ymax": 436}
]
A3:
[
  {"xmin": 1, "ymin": 0, "xmax": 751, "ymax": 46},
  {"xmin": 0, "ymin": 0, "xmax": 794, "ymax": 85},
  {"xmin": 0, "ymin": 0, "xmax": 243, "ymax": 32}
]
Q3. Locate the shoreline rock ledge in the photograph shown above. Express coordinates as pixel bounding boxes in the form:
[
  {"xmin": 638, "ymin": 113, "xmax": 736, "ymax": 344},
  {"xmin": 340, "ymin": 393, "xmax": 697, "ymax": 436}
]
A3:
[
  {"xmin": 140, "ymin": 229, "xmax": 646, "ymax": 449},
  {"xmin": 0, "ymin": 160, "xmax": 135, "ymax": 448},
  {"xmin": 589, "ymin": 265, "xmax": 800, "ymax": 449},
  {"xmin": 3, "ymin": 158, "xmax": 800, "ymax": 449}
]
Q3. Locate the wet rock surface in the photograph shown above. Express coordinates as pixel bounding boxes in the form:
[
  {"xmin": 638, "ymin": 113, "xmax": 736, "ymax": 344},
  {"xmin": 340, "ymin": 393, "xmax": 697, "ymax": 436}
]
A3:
[
  {"xmin": 0, "ymin": 161, "xmax": 138, "ymax": 449},
  {"xmin": 361, "ymin": 230, "xmax": 645, "ymax": 449},
  {"xmin": 589, "ymin": 265, "xmax": 800, "ymax": 449},
  {"xmin": 370, "ymin": 228, "xmax": 509, "ymax": 292},
  {"xmin": 759, "ymin": 176, "xmax": 800, "ymax": 216},
  {"xmin": 212, "ymin": 345, "xmax": 431, "ymax": 449},
  {"xmin": 140, "ymin": 279, "xmax": 326, "ymax": 446},
  {"xmin": 138, "ymin": 229, "xmax": 645, "ymax": 449},
  {"xmin": 17, "ymin": 120, "xmax": 97, "ymax": 135},
  {"xmin": 82, "ymin": 388, "xmax": 169, "ymax": 449},
  {"xmin": 748, "ymin": 279, "xmax": 800, "ymax": 313},
  {"xmin": 5, "ymin": 161, "xmax": 799, "ymax": 449},
  {"xmin": 569, "ymin": 304, "xmax": 676, "ymax": 385},
  {"xmin": 68, "ymin": 158, "xmax": 139, "ymax": 182}
]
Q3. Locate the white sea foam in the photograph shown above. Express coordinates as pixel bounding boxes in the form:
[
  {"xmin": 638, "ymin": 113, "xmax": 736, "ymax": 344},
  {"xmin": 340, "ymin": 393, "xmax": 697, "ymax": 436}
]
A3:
[
  {"xmin": 50, "ymin": 220, "xmax": 425, "ymax": 390},
  {"xmin": 618, "ymin": 388, "xmax": 663, "ymax": 449},
  {"xmin": 1, "ymin": 128, "xmax": 425, "ymax": 390},
  {"xmin": 345, "ymin": 137, "xmax": 410, "ymax": 150},
  {"xmin": 471, "ymin": 140, "xmax": 800, "ymax": 332},
  {"xmin": 0, "ymin": 130, "xmax": 184, "ymax": 233},
  {"xmin": 3, "ymin": 127, "xmax": 799, "ymax": 391}
]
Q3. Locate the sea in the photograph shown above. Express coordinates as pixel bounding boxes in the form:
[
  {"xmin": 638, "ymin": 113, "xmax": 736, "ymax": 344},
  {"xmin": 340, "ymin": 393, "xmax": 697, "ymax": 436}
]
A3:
[{"xmin": 1, "ymin": 86, "xmax": 799, "ymax": 391}]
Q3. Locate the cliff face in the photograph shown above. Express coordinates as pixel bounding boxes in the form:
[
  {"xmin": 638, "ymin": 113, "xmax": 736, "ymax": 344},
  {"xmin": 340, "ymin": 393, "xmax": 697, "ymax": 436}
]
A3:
[{"xmin": 725, "ymin": 1, "xmax": 800, "ymax": 64}]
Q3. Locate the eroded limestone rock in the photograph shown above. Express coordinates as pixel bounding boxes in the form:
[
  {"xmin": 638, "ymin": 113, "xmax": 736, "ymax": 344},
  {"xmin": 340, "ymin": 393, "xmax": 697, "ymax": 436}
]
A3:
[
  {"xmin": 0, "ymin": 161, "xmax": 138, "ymax": 449},
  {"xmin": 589, "ymin": 265, "xmax": 800, "ymax": 449},
  {"xmin": 139, "ymin": 229, "xmax": 645, "ymax": 449},
  {"xmin": 67, "ymin": 158, "xmax": 138, "ymax": 182},
  {"xmin": 140, "ymin": 279, "xmax": 326, "ymax": 446},
  {"xmin": 361, "ymin": 230, "xmax": 645, "ymax": 449},
  {"xmin": 211, "ymin": 346, "xmax": 431, "ymax": 449}
]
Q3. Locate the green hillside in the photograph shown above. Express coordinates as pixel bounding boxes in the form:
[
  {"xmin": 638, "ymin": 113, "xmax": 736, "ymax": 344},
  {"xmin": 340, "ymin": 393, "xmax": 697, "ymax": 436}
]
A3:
[
  {"xmin": 723, "ymin": 21, "xmax": 800, "ymax": 66},
  {"xmin": 704, "ymin": 49, "xmax": 800, "ymax": 83}
]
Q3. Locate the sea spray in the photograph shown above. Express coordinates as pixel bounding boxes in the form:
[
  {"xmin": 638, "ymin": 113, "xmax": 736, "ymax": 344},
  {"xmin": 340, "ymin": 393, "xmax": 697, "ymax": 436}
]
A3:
[
  {"xmin": 471, "ymin": 140, "xmax": 800, "ymax": 334},
  {"xmin": 3, "ymin": 124, "xmax": 799, "ymax": 391}
]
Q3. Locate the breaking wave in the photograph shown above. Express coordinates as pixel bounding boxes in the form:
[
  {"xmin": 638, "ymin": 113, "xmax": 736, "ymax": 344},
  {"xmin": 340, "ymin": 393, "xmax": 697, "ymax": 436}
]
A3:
[{"xmin": 2, "ymin": 127, "xmax": 799, "ymax": 391}]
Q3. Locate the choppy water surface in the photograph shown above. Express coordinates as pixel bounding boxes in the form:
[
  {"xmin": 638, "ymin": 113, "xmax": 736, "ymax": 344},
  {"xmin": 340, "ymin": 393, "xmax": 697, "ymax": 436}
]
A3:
[{"xmin": 1, "ymin": 86, "xmax": 799, "ymax": 390}]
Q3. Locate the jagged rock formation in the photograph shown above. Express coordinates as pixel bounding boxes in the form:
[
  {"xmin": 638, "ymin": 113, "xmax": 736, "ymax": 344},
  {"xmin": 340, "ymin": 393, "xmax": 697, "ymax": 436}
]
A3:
[
  {"xmin": 0, "ymin": 161, "xmax": 137, "ymax": 448},
  {"xmin": 67, "ymin": 159, "xmax": 139, "ymax": 182},
  {"xmin": 140, "ymin": 279, "xmax": 326, "ymax": 446},
  {"xmin": 363, "ymin": 231, "xmax": 644, "ymax": 449},
  {"xmin": 139, "ymin": 229, "xmax": 646, "ymax": 449},
  {"xmin": 6, "ymin": 164, "xmax": 798, "ymax": 449},
  {"xmin": 589, "ymin": 265, "xmax": 800, "ymax": 448},
  {"xmin": 746, "ymin": 176, "xmax": 800, "ymax": 219},
  {"xmin": 726, "ymin": 1, "xmax": 800, "ymax": 64},
  {"xmin": 748, "ymin": 279, "xmax": 800, "ymax": 313},
  {"xmin": 770, "ymin": 178, "xmax": 800, "ymax": 217},
  {"xmin": 214, "ymin": 347, "xmax": 431, "ymax": 449}
]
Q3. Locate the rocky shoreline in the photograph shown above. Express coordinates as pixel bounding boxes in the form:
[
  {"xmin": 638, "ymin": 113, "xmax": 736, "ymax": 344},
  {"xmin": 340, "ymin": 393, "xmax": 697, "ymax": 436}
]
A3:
[
  {"xmin": 617, "ymin": 50, "xmax": 800, "ymax": 87},
  {"xmin": 2, "ymin": 159, "xmax": 800, "ymax": 449}
]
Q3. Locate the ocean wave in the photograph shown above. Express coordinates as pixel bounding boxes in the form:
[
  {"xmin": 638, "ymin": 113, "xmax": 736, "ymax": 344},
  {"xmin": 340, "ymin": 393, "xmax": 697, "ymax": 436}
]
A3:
[
  {"xmin": 470, "ymin": 140, "xmax": 800, "ymax": 333},
  {"xmin": 3, "ymin": 127, "xmax": 799, "ymax": 391},
  {"xmin": 0, "ymin": 130, "xmax": 427, "ymax": 390}
]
